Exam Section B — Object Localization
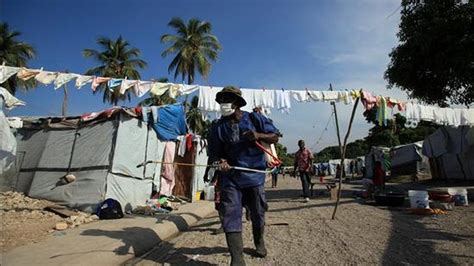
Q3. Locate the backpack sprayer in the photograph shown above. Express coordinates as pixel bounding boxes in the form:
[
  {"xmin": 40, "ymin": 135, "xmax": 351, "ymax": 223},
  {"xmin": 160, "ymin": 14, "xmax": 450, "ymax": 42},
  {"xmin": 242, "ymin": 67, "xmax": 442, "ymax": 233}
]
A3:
[{"xmin": 136, "ymin": 141, "xmax": 282, "ymax": 173}]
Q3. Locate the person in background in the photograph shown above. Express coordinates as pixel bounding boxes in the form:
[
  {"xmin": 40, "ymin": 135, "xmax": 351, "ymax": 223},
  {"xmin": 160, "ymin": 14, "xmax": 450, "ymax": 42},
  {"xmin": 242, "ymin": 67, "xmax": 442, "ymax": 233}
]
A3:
[
  {"xmin": 271, "ymin": 165, "xmax": 280, "ymax": 188},
  {"xmin": 208, "ymin": 86, "xmax": 280, "ymax": 265},
  {"xmin": 373, "ymin": 161, "xmax": 386, "ymax": 194},
  {"xmin": 350, "ymin": 160, "xmax": 355, "ymax": 179},
  {"xmin": 293, "ymin": 140, "xmax": 313, "ymax": 203}
]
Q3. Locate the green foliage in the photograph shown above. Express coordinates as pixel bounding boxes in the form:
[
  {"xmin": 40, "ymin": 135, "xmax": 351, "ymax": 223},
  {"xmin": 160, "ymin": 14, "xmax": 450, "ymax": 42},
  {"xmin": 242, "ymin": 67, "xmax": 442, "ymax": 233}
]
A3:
[
  {"xmin": 385, "ymin": 0, "xmax": 474, "ymax": 106},
  {"xmin": 363, "ymin": 108, "xmax": 438, "ymax": 148},
  {"xmin": 275, "ymin": 143, "xmax": 294, "ymax": 166},
  {"xmin": 83, "ymin": 36, "xmax": 147, "ymax": 105},
  {"xmin": 186, "ymin": 95, "xmax": 211, "ymax": 136},
  {"xmin": 0, "ymin": 22, "xmax": 37, "ymax": 94},
  {"xmin": 314, "ymin": 139, "xmax": 368, "ymax": 163},
  {"xmin": 161, "ymin": 17, "xmax": 222, "ymax": 84}
]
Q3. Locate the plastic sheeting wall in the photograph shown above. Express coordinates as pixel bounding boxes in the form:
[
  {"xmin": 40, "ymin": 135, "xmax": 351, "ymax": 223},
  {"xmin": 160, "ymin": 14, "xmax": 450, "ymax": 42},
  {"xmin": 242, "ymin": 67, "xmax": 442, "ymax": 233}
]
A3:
[
  {"xmin": 105, "ymin": 173, "xmax": 153, "ymax": 213},
  {"xmin": 423, "ymin": 127, "xmax": 474, "ymax": 180},
  {"xmin": 112, "ymin": 114, "xmax": 165, "ymax": 181}
]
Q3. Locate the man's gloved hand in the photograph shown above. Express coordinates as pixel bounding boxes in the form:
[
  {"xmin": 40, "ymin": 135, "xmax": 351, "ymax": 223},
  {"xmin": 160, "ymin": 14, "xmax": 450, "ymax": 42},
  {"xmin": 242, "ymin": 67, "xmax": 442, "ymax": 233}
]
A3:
[{"xmin": 218, "ymin": 159, "xmax": 231, "ymax": 172}]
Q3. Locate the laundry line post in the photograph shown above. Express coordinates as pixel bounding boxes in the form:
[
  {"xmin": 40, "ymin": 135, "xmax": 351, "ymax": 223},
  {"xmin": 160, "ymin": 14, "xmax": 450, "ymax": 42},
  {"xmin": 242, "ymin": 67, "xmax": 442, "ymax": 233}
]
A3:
[
  {"xmin": 331, "ymin": 93, "xmax": 360, "ymax": 220},
  {"xmin": 329, "ymin": 84, "xmax": 343, "ymax": 155}
]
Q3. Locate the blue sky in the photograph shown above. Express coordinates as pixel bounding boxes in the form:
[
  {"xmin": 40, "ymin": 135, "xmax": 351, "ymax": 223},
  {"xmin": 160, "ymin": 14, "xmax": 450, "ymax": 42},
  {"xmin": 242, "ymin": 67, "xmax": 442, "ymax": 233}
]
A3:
[{"xmin": 1, "ymin": 0, "xmax": 405, "ymax": 152}]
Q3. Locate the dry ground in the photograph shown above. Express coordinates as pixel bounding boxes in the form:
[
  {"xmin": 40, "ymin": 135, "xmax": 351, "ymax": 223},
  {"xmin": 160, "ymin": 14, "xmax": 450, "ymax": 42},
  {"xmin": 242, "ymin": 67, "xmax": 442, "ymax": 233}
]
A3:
[
  {"xmin": 0, "ymin": 191, "xmax": 98, "ymax": 252},
  {"xmin": 133, "ymin": 176, "xmax": 474, "ymax": 265}
]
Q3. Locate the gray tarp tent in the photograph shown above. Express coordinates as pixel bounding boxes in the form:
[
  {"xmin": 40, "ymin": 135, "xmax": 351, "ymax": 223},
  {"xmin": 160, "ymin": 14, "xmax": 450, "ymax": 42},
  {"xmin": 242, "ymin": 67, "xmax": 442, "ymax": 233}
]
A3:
[
  {"xmin": 422, "ymin": 126, "xmax": 474, "ymax": 180},
  {"xmin": 5, "ymin": 111, "xmax": 165, "ymax": 213},
  {"xmin": 390, "ymin": 141, "xmax": 430, "ymax": 177}
]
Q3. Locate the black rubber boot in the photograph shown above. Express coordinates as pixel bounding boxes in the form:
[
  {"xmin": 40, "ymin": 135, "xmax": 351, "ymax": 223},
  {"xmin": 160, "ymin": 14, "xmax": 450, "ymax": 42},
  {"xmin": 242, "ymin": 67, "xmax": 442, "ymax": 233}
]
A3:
[
  {"xmin": 225, "ymin": 232, "xmax": 246, "ymax": 266},
  {"xmin": 252, "ymin": 226, "xmax": 267, "ymax": 258}
]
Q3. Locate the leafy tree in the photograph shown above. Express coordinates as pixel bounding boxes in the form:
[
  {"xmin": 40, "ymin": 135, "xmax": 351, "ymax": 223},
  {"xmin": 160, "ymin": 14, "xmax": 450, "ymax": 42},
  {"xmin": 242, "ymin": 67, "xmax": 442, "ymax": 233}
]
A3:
[
  {"xmin": 363, "ymin": 108, "xmax": 438, "ymax": 148},
  {"xmin": 385, "ymin": 0, "xmax": 474, "ymax": 106},
  {"xmin": 161, "ymin": 17, "xmax": 222, "ymax": 85},
  {"xmin": 275, "ymin": 143, "xmax": 294, "ymax": 166},
  {"xmin": 83, "ymin": 36, "xmax": 147, "ymax": 105},
  {"xmin": 186, "ymin": 95, "xmax": 210, "ymax": 136},
  {"xmin": 0, "ymin": 22, "xmax": 36, "ymax": 94}
]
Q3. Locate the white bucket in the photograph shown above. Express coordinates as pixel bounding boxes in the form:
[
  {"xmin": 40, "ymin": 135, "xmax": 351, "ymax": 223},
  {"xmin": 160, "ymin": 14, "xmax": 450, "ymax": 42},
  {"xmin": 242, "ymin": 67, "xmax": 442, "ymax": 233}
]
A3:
[
  {"xmin": 408, "ymin": 190, "xmax": 429, "ymax": 209},
  {"xmin": 448, "ymin": 188, "xmax": 469, "ymax": 206}
]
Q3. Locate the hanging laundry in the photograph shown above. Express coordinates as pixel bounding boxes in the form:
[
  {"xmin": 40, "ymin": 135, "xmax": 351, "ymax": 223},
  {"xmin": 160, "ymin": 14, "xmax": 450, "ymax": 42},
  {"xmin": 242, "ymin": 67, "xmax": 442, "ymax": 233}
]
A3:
[
  {"xmin": 338, "ymin": 91, "xmax": 353, "ymax": 104},
  {"xmin": 148, "ymin": 104, "xmax": 188, "ymax": 141},
  {"xmin": 197, "ymin": 86, "xmax": 221, "ymax": 112},
  {"xmin": 54, "ymin": 73, "xmax": 78, "ymax": 89},
  {"xmin": 307, "ymin": 91, "xmax": 323, "ymax": 102},
  {"xmin": 150, "ymin": 82, "xmax": 169, "ymax": 96},
  {"xmin": 160, "ymin": 141, "xmax": 177, "ymax": 197},
  {"xmin": 75, "ymin": 75, "xmax": 93, "ymax": 89},
  {"xmin": 461, "ymin": 109, "xmax": 474, "ymax": 126},
  {"xmin": 0, "ymin": 65, "xmax": 20, "ymax": 83},
  {"xmin": 7, "ymin": 117, "xmax": 23, "ymax": 128},
  {"xmin": 350, "ymin": 90, "xmax": 362, "ymax": 99},
  {"xmin": 375, "ymin": 96, "xmax": 388, "ymax": 126},
  {"xmin": 107, "ymin": 78, "xmax": 122, "ymax": 88},
  {"xmin": 240, "ymin": 88, "xmax": 256, "ymax": 112},
  {"xmin": 35, "ymin": 71, "xmax": 58, "ymax": 85},
  {"xmin": 179, "ymin": 84, "xmax": 199, "ymax": 95},
  {"xmin": 16, "ymin": 67, "xmax": 41, "ymax": 81},
  {"xmin": 290, "ymin": 90, "xmax": 310, "ymax": 102},
  {"xmin": 321, "ymin": 91, "xmax": 339, "ymax": 102},
  {"xmin": 274, "ymin": 89, "xmax": 291, "ymax": 113},
  {"xmin": 254, "ymin": 89, "xmax": 275, "ymax": 108},
  {"xmin": 119, "ymin": 79, "xmax": 138, "ymax": 94},
  {"xmin": 186, "ymin": 133, "xmax": 193, "ymax": 151},
  {"xmin": 91, "ymin": 76, "xmax": 111, "ymax": 91},
  {"xmin": 177, "ymin": 135, "xmax": 187, "ymax": 157},
  {"xmin": 134, "ymin": 81, "xmax": 153, "ymax": 97},
  {"xmin": 168, "ymin": 83, "xmax": 182, "ymax": 98},
  {"xmin": 151, "ymin": 106, "xmax": 159, "ymax": 123},
  {"xmin": 0, "ymin": 87, "xmax": 26, "ymax": 109},
  {"xmin": 361, "ymin": 91, "xmax": 377, "ymax": 110}
]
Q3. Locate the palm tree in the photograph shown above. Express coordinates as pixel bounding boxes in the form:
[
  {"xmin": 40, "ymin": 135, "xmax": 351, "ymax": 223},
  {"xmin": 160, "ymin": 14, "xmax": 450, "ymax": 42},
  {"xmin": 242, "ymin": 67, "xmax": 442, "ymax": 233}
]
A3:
[
  {"xmin": 83, "ymin": 36, "xmax": 147, "ymax": 105},
  {"xmin": 138, "ymin": 77, "xmax": 177, "ymax": 106},
  {"xmin": 0, "ymin": 22, "xmax": 36, "ymax": 95},
  {"xmin": 161, "ymin": 17, "xmax": 222, "ymax": 85},
  {"xmin": 186, "ymin": 95, "xmax": 210, "ymax": 136}
]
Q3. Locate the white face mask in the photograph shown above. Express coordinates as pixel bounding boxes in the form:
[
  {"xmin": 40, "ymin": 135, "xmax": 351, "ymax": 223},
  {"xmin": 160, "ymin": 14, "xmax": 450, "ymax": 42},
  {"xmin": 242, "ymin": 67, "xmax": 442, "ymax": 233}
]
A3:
[{"xmin": 220, "ymin": 103, "xmax": 235, "ymax": 117}]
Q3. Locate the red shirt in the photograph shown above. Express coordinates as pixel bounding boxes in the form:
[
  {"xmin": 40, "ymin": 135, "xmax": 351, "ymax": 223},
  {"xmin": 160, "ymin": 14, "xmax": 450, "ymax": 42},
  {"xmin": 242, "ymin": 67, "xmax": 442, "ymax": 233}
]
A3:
[
  {"xmin": 295, "ymin": 148, "xmax": 314, "ymax": 172},
  {"xmin": 373, "ymin": 166, "xmax": 385, "ymax": 186}
]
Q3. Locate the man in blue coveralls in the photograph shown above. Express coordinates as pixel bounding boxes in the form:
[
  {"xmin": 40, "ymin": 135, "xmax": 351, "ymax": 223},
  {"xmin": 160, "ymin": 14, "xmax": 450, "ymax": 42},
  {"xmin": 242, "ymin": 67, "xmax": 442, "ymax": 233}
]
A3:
[{"xmin": 208, "ymin": 86, "xmax": 280, "ymax": 265}]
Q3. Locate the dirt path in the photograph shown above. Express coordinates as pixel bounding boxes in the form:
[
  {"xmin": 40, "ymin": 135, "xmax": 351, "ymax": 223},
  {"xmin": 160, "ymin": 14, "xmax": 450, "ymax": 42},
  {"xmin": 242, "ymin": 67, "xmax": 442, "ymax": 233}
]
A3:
[{"xmin": 133, "ymin": 176, "xmax": 474, "ymax": 265}]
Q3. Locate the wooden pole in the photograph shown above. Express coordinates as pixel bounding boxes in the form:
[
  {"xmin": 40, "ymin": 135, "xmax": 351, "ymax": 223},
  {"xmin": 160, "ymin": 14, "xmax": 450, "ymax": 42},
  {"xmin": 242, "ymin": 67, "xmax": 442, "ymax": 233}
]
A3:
[
  {"xmin": 62, "ymin": 83, "xmax": 68, "ymax": 117},
  {"xmin": 332, "ymin": 95, "xmax": 360, "ymax": 220},
  {"xmin": 329, "ymin": 84, "xmax": 343, "ymax": 156}
]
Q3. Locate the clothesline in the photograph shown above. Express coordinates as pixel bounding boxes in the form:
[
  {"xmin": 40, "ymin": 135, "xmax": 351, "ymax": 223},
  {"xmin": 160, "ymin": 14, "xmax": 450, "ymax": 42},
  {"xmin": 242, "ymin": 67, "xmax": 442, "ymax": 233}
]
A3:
[{"xmin": 1, "ymin": 64, "xmax": 474, "ymax": 127}]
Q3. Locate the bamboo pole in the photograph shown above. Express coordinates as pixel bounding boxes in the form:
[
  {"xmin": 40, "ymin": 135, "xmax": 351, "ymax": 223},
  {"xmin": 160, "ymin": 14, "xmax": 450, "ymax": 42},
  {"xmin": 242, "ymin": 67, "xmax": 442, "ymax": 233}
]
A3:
[{"xmin": 331, "ymin": 94, "xmax": 361, "ymax": 220}]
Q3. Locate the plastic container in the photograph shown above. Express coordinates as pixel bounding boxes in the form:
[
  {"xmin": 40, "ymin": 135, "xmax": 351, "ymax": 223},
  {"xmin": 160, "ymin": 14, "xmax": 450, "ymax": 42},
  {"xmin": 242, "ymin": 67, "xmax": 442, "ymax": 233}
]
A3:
[
  {"xmin": 408, "ymin": 190, "xmax": 429, "ymax": 209},
  {"xmin": 448, "ymin": 188, "xmax": 468, "ymax": 206},
  {"xmin": 204, "ymin": 185, "xmax": 215, "ymax": 201}
]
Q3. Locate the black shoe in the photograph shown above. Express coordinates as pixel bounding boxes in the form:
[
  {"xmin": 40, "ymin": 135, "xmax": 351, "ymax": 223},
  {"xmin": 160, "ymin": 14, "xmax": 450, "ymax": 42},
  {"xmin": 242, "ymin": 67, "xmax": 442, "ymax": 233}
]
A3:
[
  {"xmin": 225, "ymin": 232, "xmax": 246, "ymax": 265},
  {"xmin": 212, "ymin": 227, "xmax": 224, "ymax": 235},
  {"xmin": 252, "ymin": 226, "xmax": 267, "ymax": 258}
]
